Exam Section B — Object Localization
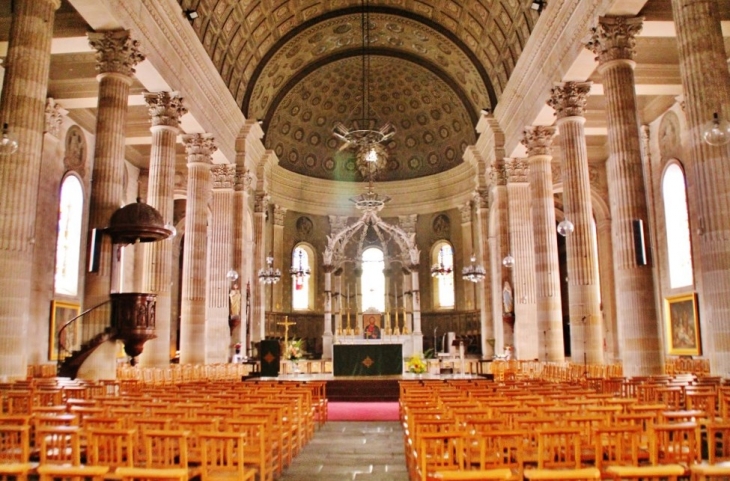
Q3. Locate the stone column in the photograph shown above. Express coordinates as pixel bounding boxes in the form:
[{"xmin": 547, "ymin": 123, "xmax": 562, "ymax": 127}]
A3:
[
  {"xmin": 0, "ymin": 0, "xmax": 60, "ymax": 378},
  {"xmin": 505, "ymin": 158, "xmax": 538, "ymax": 360},
  {"xmin": 410, "ymin": 263, "xmax": 423, "ymax": 355},
  {"xmin": 233, "ymin": 167, "xmax": 253, "ymax": 354},
  {"xmin": 588, "ymin": 16, "xmax": 662, "ymax": 374},
  {"xmin": 252, "ymin": 192, "xmax": 269, "ymax": 342},
  {"xmin": 473, "ymin": 189, "xmax": 494, "ymax": 358},
  {"xmin": 489, "ymin": 160, "xmax": 513, "ymax": 352},
  {"xmin": 84, "ymin": 30, "xmax": 145, "ymax": 309},
  {"xmin": 671, "ymin": 0, "xmax": 730, "ymax": 375},
  {"xmin": 272, "ymin": 205, "xmax": 287, "ymax": 313},
  {"xmin": 548, "ymin": 82, "xmax": 604, "ymax": 365},
  {"xmin": 523, "ymin": 126, "xmax": 565, "ymax": 361},
  {"xmin": 138, "ymin": 92, "xmax": 186, "ymax": 367},
  {"xmin": 207, "ymin": 165, "xmax": 235, "ymax": 364},
  {"xmin": 179, "ymin": 134, "xmax": 215, "ymax": 365},
  {"xmin": 459, "ymin": 202, "xmax": 476, "ymax": 310},
  {"xmin": 322, "ymin": 265, "xmax": 333, "ymax": 359}
]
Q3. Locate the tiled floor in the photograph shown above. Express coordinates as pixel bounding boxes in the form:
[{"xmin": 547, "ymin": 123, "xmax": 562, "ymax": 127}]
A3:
[{"xmin": 278, "ymin": 421, "xmax": 409, "ymax": 481}]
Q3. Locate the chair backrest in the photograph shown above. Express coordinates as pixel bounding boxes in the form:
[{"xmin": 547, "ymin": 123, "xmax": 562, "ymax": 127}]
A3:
[
  {"xmin": 37, "ymin": 425, "xmax": 82, "ymax": 466},
  {"xmin": 0, "ymin": 425, "xmax": 29, "ymax": 463},
  {"xmin": 593, "ymin": 425, "xmax": 641, "ymax": 471},
  {"xmin": 706, "ymin": 422, "xmax": 730, "ymax": 464},
  {"xmin": 417, "ymin": 432, "xmax": 467, "ymax": 481},
  {"xmin": 651, "ymin": 422, "xmax": 701, "ymax": 465},
  {"xmin": 86, "ymin": 427, "xmax": 136, "ymax": 469},
  {"xmin": 198, "ymin": 431, "xmax": 255, "ymax": 481},
  {"xmin": 468, "ymin": 429, "xmax": 525, "ymax": 477},
  {"xmin": 537, "ymin": 427, "xmax": 582, "ymax": 470},
  {"xmin": 143, "ymin": 429, "xmax": 190, "ymax": 469}
]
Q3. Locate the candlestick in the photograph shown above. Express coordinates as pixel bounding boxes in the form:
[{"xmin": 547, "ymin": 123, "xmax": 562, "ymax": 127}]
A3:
[{"xmin": 347, "ymin": 284, "xmax": 350, "ymax": 309}]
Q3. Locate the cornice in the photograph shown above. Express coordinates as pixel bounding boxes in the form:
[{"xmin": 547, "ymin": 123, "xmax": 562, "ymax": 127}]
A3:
[{"xmin": 270, "ymin": 163, "xmax": 477, "ymax": 217}]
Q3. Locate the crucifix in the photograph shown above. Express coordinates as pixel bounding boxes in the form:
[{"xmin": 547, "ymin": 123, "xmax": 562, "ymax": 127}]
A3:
[{"xmin": 277, "ymin": 316, "xmax": 296, "ymax": 346}]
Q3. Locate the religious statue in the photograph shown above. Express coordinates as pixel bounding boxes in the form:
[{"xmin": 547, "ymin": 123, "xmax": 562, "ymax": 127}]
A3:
[
  {"xmin": 229, "ymin": 283, "xmax": 242, "ymax": 320},
  {"xmin": 502, "ymin": 281, "xmax": 514, "ymax": 316}
]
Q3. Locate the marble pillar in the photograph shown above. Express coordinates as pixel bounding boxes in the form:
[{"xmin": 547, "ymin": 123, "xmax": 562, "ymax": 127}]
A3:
[
  {"xmin": 548, "ymin": 82, "xmax": 604, "ymax": 365},
  {"xmin": 489, "ymin": 160, "xmax": 512, "ymax": 352},
  {"xmin": 179, "ymin": 134, "xmax": 216, "ymax": 365},
  {"xmin": 272, "ymin": 205, "xmax": 287, "ymax": 313},
  {"xmin": 505, "ymin": 159, "xmax": 538, "ymax": 360},
  {"xmin": 589, "ymin": 16, "xmax": 662, "ymax": 374},
  {"xmin": 138, "ymin": 92, "xmax": 186, "ymax": 367},
  {"xmin": 233, "ymin": 167, "xmax": 253, "ymax": 355},
  {"xmin": 252, "ymin": 192, "xmax": 269, "ymax": 342},
  {"xmin": 523, "ymin": 126, "xmax": 565, "ymax": 361},
  {"xmin": 0, "ymin": 0, "xmax": 60, "ymax": 378},
  {"xmin": 671, "ymin": 0, "xmax": 730, "ymax": 375},
  {"xmin": 207, "ymin": 165, "xmax": 235, "ymax": 364},
  {"xmin": 474, "ymin": 189, "xmax": 494, "ymax": 358},
  {"xmin": 85, "ymin": 30, "xmax": 144, "ymax": 309},
  {"xmin": 459, "ymin": 202, "xmax": 476, "ymax": 310}
]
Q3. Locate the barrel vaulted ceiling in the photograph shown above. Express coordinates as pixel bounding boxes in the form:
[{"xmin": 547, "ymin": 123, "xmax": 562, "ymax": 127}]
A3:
[{"xmin": 178, "ymin": 0, "xmax": 540, "ymax": 181}]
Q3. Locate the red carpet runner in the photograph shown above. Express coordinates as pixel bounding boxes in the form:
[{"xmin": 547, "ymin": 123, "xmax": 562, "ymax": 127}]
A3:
[{"xmin": 327, "ymin": 401, "xmax": 400, "ymax": 422}]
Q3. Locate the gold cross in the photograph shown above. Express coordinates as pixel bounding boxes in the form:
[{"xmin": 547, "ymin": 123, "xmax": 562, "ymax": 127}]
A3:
[{"xmin": 277, "ymin": 316, "xmax": 296, "ymax": 346}]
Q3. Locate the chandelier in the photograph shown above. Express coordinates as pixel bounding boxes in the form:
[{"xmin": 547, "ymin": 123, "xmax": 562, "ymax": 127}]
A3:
[
  {"xmin": 258, "ymin": 252, "xmax": 281, "ymax": 284},
  {"xmin": 462, "ymin": 254, "xmax": 486, "ymax": 283},
  {"xmin": 332, "ymin": 0, "xmax": 395, "ymax": 175},
  {"xmin": 289, "ymin": 249, "xmax": 311, "ymax": 281},
  {"xmin": 430, "ymin": 249, "xmax": 453, "ymax": 278}
]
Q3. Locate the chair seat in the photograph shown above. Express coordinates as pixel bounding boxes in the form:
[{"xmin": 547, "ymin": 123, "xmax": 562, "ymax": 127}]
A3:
[
  {"xmin": 691, "ymin": 462, "xmax": 730, "ymax": 475},
  {"xmin": 429, "ymin": 468, "xmax": 513, "ymax": 480},
  {"xmin": 604, "ymin": 464, "xmax": 686, "ymax": 477},
  {"xmin": 524, "ymin": 467, "xmax": 601, "ymax": 480}
]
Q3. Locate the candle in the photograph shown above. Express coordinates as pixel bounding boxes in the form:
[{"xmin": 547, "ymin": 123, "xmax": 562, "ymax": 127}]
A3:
[{"xmin": 347, "ymin": 284, "xmax": 350, "ymax": 310}]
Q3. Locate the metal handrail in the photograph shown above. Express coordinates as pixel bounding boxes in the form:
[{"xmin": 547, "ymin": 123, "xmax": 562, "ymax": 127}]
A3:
[{"xmin": 56, "ymin": 299, "xmax": 113, "ymax": 365}]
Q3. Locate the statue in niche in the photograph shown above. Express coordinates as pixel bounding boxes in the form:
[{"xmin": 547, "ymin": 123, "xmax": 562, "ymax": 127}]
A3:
[{"xmin": 502, "ymin": 281, "xmax": 514, "ymax": 316}]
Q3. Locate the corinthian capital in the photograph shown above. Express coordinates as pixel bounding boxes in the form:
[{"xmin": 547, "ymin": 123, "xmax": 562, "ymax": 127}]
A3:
[
  {"xmin": 522, "ymin": 126, "xmax": 557, "ymax": 157},
  {"xmin": 88, "ymin": 30, "xmax": 145, "ymax": 77},
  {"xmin": 587, "ymin": 16, "xmax": 643, "ymax": 64},
  {"xmin": 144, "ymin": 92, "xmax": 187, "ymax": 128},
  {"xmin": 182, "ymin": 133, "xmax": 217, "ymax": 164},
  {"xmin": 489, "ymin": 159, "xmax": 508, "ymax": 186},
  {"xmin": 254, "ymin": 192, "xmax": 270, "ymax": 213},
  {"xmin": 548, "ymin": 81, "xmax": 592, "ymax": 119},
  {"xmin": 234, "ymin": 167, "xmax": 253, "ymax": 191},
  {"xmin": 504, "ymin": 158, "xmax": 529, "ymax": 184},
  {"xmin": 211, "ymin": 164, "xmax": 235, "ymax": 189}
]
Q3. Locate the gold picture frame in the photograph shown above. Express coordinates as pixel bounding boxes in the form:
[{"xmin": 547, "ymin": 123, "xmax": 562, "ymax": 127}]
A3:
[
  {"xmin": 665, "ymin": 293, "xmax": 701, "ymax": 356},
  {"xmin": 50, "ymin": 300, "xmax": 81, "ymax": 360}
]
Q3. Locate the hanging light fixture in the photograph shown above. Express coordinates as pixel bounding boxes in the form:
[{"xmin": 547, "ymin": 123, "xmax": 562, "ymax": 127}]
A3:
[
  {"xmin": 289, "ymin": 249, "xmax": 311, "ymax": 281},
  {"xmin": 332, "ymin": 0, "xmax": 395, "ymax": 176},
  {"xmin": 502, "ymin": 254, "xmax": 515, "ymax": 269},
  {"xmin": 430, "ymin": 249, "xmax": 453, "ymax": 278},
  {"xmin": 462, "ymin": 254, "xmax": 486, "ymax": 283},
  {"xmin": 226, "ymin": 269, "xmax": 239, "ymax": 283},
  {"xmin": 701, "ymin": 112, "xmax": 730, "ymax": 146},
  {"xmin": 258, "ymin": 252, "xmax": 281, "ymax": 284},
  {"xmin": 557, "ymin": 219, "xmax": 575, "ymax": 237},
  {"xmin": 0, "ymin": 123, "xmax": 19, "ymax": 155}
]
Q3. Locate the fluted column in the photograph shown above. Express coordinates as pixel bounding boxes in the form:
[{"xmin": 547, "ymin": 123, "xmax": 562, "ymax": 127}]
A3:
[
  {"xmin": 206, "ymin": 165, "xmax": 235, "ymax": 364},
  {"xmin": 410, "ymin": 262, "xmax": 423, "ymax": 355},
  {"xmin": 506, "ymin": 159, "xmax": 538, "ymax": 360},
  {"xmin": 548, "ymin": 82, "xmax": 603, "ymax": 364},
  {"xmin": 138, "ymin": 92, "xmax": 186, "ymax": 367},
  {"xmin": 233, "ymin": 167, "xmax": 253, "ymax": 355},
  {"xmin": 252, "ymin": 192, "xmax": 269, "ymax": 342},
  {"xmin": 524, "ymin": 126, "xmax": 565, "ymax": 361},
  {"xmin": 672, "ymin": 0, "xmax": 730, "ymax": 375},
  {"xmin": 0, "ymin": 0, "xmax": 60, "ymax": 378},
  {"xmin": 589, "ymin": 17, "xmax": 661, "ymax": 374},
  {"xmin": 272, "ymin": 205, "xmax": 287, "ymax": 312},
  {"xmin": 489, "ymin": 160, "xmax": 512, "ymax": 352},
  {"xmin": 179, "ymin": 134, "xmax": 216, "ymax": 365},
  {"xmin": 84, "ymin": 30, "xmax": 144, "ymax": 309},
  {"xmin": 459, "ymin": 203, "xmax": 476, "ymax": 310},
  {"xmin": 474, "ymin": 189, "xmax": 494, "ymax": 358}
]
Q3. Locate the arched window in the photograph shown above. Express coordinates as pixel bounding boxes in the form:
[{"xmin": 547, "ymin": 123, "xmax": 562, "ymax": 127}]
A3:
[
  {"xmin": 662, "ymin": 162, "xmax": 693, "ymax": 288},
  {"xmin": 361, "ymin": 248, "xmax": 385, "ymax": 312},
  {"xmin": 291, "ymin": 244, "xmax": 313, "ymax": 310},
  {"xmin": 54, "ymin": 175, "xmax": 84, "ymax": 295},
  {"xmin": 432, "ymin": 242, "xmax": 455, "ymax": 309}
]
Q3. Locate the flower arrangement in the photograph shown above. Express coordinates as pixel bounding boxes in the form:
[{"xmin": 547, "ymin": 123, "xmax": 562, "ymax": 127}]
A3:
[
  {"xmin": 285, "ymin": 338, "xmax": 305, "ymax": 361},
  {"xmin": 234, "ymin": 343, "xmax": 242, "ymax": 353},
  {"xmin": 406, "ymin": 354, "xmax": 427, "ymax": 374}
]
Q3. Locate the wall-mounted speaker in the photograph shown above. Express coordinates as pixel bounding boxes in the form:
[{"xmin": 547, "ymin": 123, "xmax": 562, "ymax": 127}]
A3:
[{"xmin": 632, "ymin": 219, "xmax": 647, "ymax": 266}]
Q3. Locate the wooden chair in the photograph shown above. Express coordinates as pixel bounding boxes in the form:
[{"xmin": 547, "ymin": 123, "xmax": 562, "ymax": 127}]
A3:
[
  {"xmin": 37, "ymin": 464, "xmax": 109, "ymax": 481},
  {"xmin": 37, "ymin": 425, "xmax": 82, "ymax": 466},
  {"xmin": 415, "ymin": 432, "xmax": 467, "ymax": 481},
  {"xmin": 651, "ymin": 422, "xmax": 702, "ymax": 466},
  {"xmin": 690, "ymin": 463, "xmax": 730, "ymax": 480},
  {"xmin": 116, "ymin": 467, "xmax": 188, "ymax": 481},
  {"xmin": 706, "ymin": 422, "xmax": 730, "ymax": 464},
  {"xmin": 523, "ymin": 467, "xmax": 601, "ymax": 480},
  {"xmin": 593, "ymin": 425, "xmax": 643, "ymax": 475},
  {"xmin": 141, "ymin": 430, "xmax": 191, "ymax": 472},
  {"xmin": 465, "ymin": 430, "xmax": 524, "ymax": 480},
  {"xmin": 536, "ymin": 427, "xmax": 582, "ymax": 470},
  {"xmin": 428, "ymin": 468, "xmax": 513, "ymax": 480},
  {"xmin": 85, "ymin": 427, "xmax": 136, "ymax": 476},
  {"xmin": 197, "ymin": 431, "xmax": 256, "ymax": 481},
  {"xmin": 221, "ymin": 418, "xmax": 273, "ymax": 481},
  {"xmin": 0, "ymin": 425, "xmax": 32, "ymax": 481},
  {"xmin": 603, "ymin": 464, "xmax": 686, "ymax": 481}
]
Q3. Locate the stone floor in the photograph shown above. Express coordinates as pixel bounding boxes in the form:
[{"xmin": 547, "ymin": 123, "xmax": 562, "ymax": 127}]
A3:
[{"xmin": 278, "ymin": 421, "xmax": 409, "ymax": 481}]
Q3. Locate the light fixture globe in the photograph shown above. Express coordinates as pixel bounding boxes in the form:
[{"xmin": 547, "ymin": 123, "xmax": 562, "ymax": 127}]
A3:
[
  {"xmin": 702, "ymin": 112, "xmax": 730, "ymax": 146},
  {"xmin": 226, "ymin": 270, "xmax": 239, "ymax": 282},
  {"xmin": 557, "ymin": 219, "xmax": 575, "ymax": 237},
  {"xmin": 0, "ymin": 123, "xmax": 18, "ymax": 155},
  {"xmin": 502, "ymin": 254, "xmax": 515, "ymax": 269}
]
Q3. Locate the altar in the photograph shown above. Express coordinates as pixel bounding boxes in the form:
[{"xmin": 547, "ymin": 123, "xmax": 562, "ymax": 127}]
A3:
[{"xmin": 333, "ymin": 342, "xmax": 403, "ymax": 376}]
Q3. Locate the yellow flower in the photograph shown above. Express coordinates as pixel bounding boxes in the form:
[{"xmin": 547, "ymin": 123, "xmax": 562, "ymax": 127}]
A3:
[{"xmin": 407, "ymin": 354, "xmax": 427, "ymax": 374}]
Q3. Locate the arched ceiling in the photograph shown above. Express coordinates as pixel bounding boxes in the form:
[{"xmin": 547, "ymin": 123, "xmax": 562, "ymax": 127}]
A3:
[{"xmin": 179, "ymin": 1, "xmax": 540, "ymax": 181}]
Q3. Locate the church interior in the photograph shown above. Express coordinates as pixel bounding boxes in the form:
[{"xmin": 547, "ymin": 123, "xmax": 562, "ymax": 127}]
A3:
[{"xmin": 1, "ymin": 0, "xmax": 730, "ymax": 479}]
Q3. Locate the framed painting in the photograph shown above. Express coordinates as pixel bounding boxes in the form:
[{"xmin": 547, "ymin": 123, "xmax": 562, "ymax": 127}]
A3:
[
  {"xmin": 665, "ymin": 293, "xmax": 701, "ymax": 356},
  {"xmin": 49, "ymin": 300, "xmax": 80, "ymax": 360},
  {"xmin": 363, "ymin": 313, "xmax": 381, "ymax": 340}
]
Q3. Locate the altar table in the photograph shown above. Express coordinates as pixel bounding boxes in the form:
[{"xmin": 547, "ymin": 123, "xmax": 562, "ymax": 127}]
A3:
[{"xmin": 333, "ymin": 343, "xmax": 403, "ymax": 376}]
